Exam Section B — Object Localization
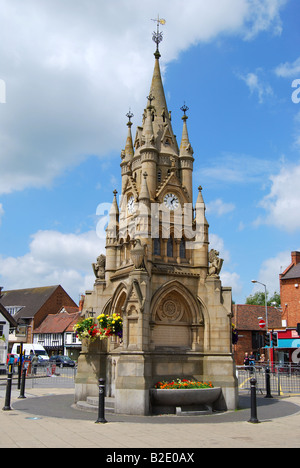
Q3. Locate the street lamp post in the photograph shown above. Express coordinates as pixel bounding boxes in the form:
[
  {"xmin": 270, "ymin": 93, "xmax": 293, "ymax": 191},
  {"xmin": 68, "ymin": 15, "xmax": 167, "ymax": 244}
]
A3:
[
  {"xmin": 251, "ymin": 280, "xmax": 268, "ymax": 330},
  {"xmin": 252, "ymin": 280, "xmax": 269, "ymax": 364}
]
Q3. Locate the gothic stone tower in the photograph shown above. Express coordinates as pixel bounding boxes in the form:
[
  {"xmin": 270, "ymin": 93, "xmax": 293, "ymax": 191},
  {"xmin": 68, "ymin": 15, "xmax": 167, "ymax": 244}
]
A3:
[{"xmin": 75, "ymin": 30, "xmax": 238, "ymax": 415}]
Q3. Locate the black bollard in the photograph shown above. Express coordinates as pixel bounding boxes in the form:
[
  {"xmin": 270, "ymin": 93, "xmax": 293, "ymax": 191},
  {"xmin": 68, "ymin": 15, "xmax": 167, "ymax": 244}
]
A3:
[
  {"xmin": 2, "ymin": 369, "xmax": 13, "ymax": 411},
  {"xmin": 248, "ymin": 377, "xmax": 260, "ymax": 424},
  {"xmin": 265, "ymin": 366, "xmax": 273, "ymax": 399},
  {"xmin": 18, "ymin": 367, "xmax": 26, "ymax": 399},
  {"xmin": 95, "ymin": 378, "xmax": 107, "ymax": 424}
]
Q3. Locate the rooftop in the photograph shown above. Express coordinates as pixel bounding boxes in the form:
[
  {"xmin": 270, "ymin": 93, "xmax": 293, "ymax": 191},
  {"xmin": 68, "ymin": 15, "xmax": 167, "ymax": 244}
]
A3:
[{"xmin": 232, "ymin": 304, "xmax": 282, "ymax": 331}]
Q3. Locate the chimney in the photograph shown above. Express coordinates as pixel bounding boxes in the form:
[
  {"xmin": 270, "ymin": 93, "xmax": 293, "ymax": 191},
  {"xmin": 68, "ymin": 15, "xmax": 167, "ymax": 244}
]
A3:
[
  {"xmin": 291, "ymin": 251, "xmax": 300, "ymax": 265},
  {"xmin": 79, "ymin": 294, "xmax": 85, "ymax": 312}
]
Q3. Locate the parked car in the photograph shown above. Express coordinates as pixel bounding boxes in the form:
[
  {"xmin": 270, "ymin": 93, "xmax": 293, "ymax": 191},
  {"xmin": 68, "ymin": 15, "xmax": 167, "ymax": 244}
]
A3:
[{"xmin": 49, "ymin": 355, "xmax": 76, "ymax": 368}]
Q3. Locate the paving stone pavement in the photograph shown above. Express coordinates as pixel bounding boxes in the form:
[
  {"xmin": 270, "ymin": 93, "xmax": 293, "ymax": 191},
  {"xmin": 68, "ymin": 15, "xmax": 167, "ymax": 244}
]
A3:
[{"xmin": 1, "ymin": 384, "xmax": 300, "ymax": 449}]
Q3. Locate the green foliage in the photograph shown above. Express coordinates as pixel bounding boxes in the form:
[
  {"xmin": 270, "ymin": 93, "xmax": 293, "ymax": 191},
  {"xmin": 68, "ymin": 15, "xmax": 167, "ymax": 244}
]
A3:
[{"xmin": 246, "ymin": 291, "xmax": 281, "ymax": 307}]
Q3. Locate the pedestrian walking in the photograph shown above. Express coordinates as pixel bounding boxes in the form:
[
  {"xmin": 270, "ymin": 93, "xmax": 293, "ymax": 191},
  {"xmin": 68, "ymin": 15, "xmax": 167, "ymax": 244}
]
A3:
[
  {"xmin": 8, "ymin": 354, "xmax": 15, "ymax": 373},
  {"xmin": 31, "ymin": 354, "xmax": 38, "ymax": 375}
]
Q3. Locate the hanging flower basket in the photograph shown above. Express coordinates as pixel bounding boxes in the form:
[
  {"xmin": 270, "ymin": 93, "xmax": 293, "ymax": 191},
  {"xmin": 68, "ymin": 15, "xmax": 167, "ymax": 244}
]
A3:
[
  {"xmin": 73, "ymin": 317, "xmax": 100, "ymax": 342},
  {"xmin": 74, "ymin": 314, "xmax": 123, "ymax": 343},
  {"xmin": 232, "ymin": 324, "xmax": 239, "ymax": 345},
  {"xmin": 97, "ymin": 313, "xmax": 123, "ymax": 340}
]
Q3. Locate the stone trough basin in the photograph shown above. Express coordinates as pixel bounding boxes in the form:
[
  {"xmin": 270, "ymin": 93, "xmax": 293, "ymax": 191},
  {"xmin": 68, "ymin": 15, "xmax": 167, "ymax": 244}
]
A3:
[{"xmin": 150, "ymin": 387, "xmax": 223, "ymax": 415}]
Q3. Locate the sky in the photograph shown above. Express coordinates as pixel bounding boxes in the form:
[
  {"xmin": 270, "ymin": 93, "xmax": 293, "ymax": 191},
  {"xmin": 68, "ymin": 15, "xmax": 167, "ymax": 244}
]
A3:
[{"xmin": 0, "ymin": 0, "xmax": 300, "ymax": 305}]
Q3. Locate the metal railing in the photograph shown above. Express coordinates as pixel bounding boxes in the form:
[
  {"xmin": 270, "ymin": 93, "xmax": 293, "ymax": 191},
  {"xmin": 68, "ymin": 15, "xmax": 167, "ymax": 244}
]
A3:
[
  {"xmin": 237, "ymin": 364, "xmax": 300, "ymax": 396},
  {"xmin": 30, "ymin": 363, "xmax": 77, "ymax": 388}
]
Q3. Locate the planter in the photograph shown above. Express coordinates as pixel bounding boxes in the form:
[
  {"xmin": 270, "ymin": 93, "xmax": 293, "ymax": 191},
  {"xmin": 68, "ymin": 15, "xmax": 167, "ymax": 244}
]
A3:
[{"xmin": 150, "ymin": 387, "xmax": 223, "ymax": 415}]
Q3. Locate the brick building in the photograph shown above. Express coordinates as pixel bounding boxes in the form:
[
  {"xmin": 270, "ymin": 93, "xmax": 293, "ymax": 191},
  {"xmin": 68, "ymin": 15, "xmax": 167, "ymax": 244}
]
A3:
[
  {"xmin": 280, "ymin": 251, "xmax": 300, "ymax": 328},
  {"xmin": 232, "ymin": 304, "xmax": 282, "ymax": 365},
  {"xmin": 0, "ymin": 285, "xmax": 78, "ymax": 349},
  {"xmin": 33, "ymin": 306, "xmax": 81, "ymax": 358},
  {"xmin": 274, "ymin": 251, "xmax": 300, "ymax": 365}
]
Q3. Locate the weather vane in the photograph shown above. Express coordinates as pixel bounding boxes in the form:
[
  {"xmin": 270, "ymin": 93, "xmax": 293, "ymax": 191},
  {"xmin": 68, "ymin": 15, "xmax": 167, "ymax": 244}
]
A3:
[{"xmin": 151, "ymin": 15, "xmax": 166, "ymax": 55}]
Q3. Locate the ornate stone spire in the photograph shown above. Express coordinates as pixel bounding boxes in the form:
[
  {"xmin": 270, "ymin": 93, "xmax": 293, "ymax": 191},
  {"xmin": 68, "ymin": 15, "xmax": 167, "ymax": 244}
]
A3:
[
  {"xmin": 179, "ymin": 103, "xmax": 194, "ymax": 201},
  {"xmin": 124, "ymin": 110, "xmax": 134, "ymax": 160},
  {"xmin": 179, "ymin": 103, "xmax": 193, "ymax": 157},
  {"xmin": 143, "ymin": 94, "xmax": 156, "ymax": 148},
  {"xmin": 139, "ymin": 171, "xmax": 150, "ymax": 204},
  {"xmin": 106, "ymin": 189, "xmax": 119, "ymax": 240},
  {"xmin": 149, "ymin": 45, "xmax": 168, "ymax": 127}
]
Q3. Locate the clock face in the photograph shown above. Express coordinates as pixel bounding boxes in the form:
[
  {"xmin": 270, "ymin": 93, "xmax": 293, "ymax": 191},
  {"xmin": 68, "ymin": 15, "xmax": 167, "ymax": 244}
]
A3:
[
  {"xmin": 164, "ymin": 193, "xmax": 179, "ymax": 211},
  {"xmin": 127, "ymin": 195, "xmax": 135, "ymax": 214}
]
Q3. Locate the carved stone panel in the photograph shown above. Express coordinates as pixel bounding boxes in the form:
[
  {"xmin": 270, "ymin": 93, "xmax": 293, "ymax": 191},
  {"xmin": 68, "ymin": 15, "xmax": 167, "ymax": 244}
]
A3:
[{"xmin": 152, "ymin": 292, "xmax": 191, "ymax": 348}]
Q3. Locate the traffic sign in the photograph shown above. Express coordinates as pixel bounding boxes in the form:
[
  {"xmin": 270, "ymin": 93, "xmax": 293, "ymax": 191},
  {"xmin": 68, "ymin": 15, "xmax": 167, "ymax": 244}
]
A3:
[{"xmin": 259, "ymin": 320, "xmax": 266, "ymax": 329}]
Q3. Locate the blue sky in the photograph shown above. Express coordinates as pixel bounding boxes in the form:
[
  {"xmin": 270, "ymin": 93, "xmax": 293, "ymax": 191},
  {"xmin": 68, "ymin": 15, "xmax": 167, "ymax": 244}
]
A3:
[{"xmin": 0, "ymin": 0, "xmax": 300, "ymax": 304}]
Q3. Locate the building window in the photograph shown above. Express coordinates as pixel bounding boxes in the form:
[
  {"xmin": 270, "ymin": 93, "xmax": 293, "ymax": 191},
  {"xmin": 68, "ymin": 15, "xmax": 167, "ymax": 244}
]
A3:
[
  {"xmin": 157, "ymin": 170, "xmax": 162, "ymax": 183},
  {"xmin": 153, "ymin": 238, "xmax": 161, "ymax": 256},
  {"xmin": 7, "ymin": 306, "xmax": 23, "ymax": 316},
  {"xmin": 180, "ymin": 238, "xmax": 186, "ymax": 258},
  {"xmin": 167, "ymin": 237, "xmax": 173, "ymax": 257}
]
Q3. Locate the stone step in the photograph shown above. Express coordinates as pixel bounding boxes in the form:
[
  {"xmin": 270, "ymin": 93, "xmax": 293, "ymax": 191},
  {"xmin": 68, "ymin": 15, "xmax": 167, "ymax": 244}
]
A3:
[
  {"xmin": 87, "ymin": 396, "xmax": 115, "ymax": 408},
  {"xmin": 75, "ymin": 396, "xmax": 115, "ymax": 413}
]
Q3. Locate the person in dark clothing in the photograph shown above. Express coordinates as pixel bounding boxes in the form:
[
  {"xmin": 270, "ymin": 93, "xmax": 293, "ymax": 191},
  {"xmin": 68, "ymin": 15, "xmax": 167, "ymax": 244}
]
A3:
[{"xmin": 244, "ymin": 352, "xmax": 250, "ymax": 370}]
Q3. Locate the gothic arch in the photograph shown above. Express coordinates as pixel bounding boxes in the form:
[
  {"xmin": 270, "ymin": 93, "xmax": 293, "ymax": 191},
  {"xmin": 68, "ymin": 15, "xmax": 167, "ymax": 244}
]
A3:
[
  {"xmin": 150, "ymin": 280, "xmax": 204, "ymax": 350},
  {"xmin": 110, "ymin": 282, "xmax": 127, "ymax": 316},
  {"xmin": 151, "ymin": 280, "xmax": 201, "ymax": 323}
]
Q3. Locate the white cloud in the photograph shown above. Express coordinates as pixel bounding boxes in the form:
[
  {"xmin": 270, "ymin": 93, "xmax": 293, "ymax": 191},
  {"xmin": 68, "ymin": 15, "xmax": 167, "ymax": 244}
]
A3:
[
  {"xmin": 220, "ymin": 271, "xmax": 243, "ymax": 298},
  {"xmin": 209, "ymin": 233, "xmax": 231, "ymax": 264},
  {"xmin": 0, "ymin": 229, "xmax": 105, "ymax": 301},
  {"xmin": 257, "ymin": 162, "xmax": 300, "ymax": 232},
  {"xmin": 238, "ymin": 70, "xmax": 273, "ymax": 103},
  {"xmin": 200, "ymin": 153, "xmax": 279, "ymax": 185},
  {"xmin": 254, "ymin": 249, "xmax": 293, "ymax": 296},
  {"xmin": 0, "ymin": 0, "xmax": 287, "ymax": 194},
  {"xmin": 209, "ymin": 232, "xmax": 243, "ymax": 298},
  {"xmin": 275, "ymin": 57, "xmax": 300, "ymax": 77},
  {"xmin": 243, "ymin": 0, "xmax": 287, "ymax": 39},
  {"xmin": 206, "ymin": 198, "xmax": 235, "ymax": 216}
]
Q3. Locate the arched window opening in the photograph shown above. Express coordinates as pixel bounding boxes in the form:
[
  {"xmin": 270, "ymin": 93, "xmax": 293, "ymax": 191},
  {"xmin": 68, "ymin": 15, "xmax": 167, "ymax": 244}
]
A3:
[
  {"xmin": 167, "ymin": 237, "xmax": 173, "ymax": 257},
  {"xmin": 180, "ymin": 238, "xmax": 186, "ymax": 259},
  {"xmin": 153, "ymin": 238, "xmax": 161, "ymax": 256}
]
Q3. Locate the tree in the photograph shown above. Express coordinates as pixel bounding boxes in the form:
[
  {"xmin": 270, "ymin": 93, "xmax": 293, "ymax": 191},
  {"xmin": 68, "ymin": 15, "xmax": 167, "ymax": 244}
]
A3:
[{"xmin": 246, "ymin": 291, "xmax": 281, "ymax": 307}]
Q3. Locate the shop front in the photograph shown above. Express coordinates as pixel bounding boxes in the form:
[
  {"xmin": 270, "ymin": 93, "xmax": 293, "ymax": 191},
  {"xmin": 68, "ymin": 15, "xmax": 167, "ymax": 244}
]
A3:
[{"xmin": 271, "ymin": 328, "xmax": 300, "ymax": 367}]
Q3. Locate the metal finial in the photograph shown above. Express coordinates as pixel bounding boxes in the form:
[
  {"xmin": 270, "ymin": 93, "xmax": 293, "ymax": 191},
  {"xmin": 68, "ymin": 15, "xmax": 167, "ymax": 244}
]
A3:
[
  {"xmin": 180, "ymin": 102, "xmax": 189, "ymax": 116},
  {"xmin": 147, "ymin": 92, "xmax": 155, "ymax": 108},
  {"xmin": 151, "ymin": 15, "xmax": 166, "ymax": 55},
  {"xmin": 126, "ymin": 109, "xmax": 134, "ymax": 122}
]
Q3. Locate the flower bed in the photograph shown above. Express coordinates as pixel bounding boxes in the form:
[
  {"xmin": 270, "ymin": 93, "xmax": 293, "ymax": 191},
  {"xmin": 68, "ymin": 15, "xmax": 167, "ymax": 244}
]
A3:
[
  {"xmin": 150, "ymin": 379, "xmax": 223, "ymax": 415},
  {"xmin": 154, "ymin": 379, "xmax": 214, "ymax": 389}
]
